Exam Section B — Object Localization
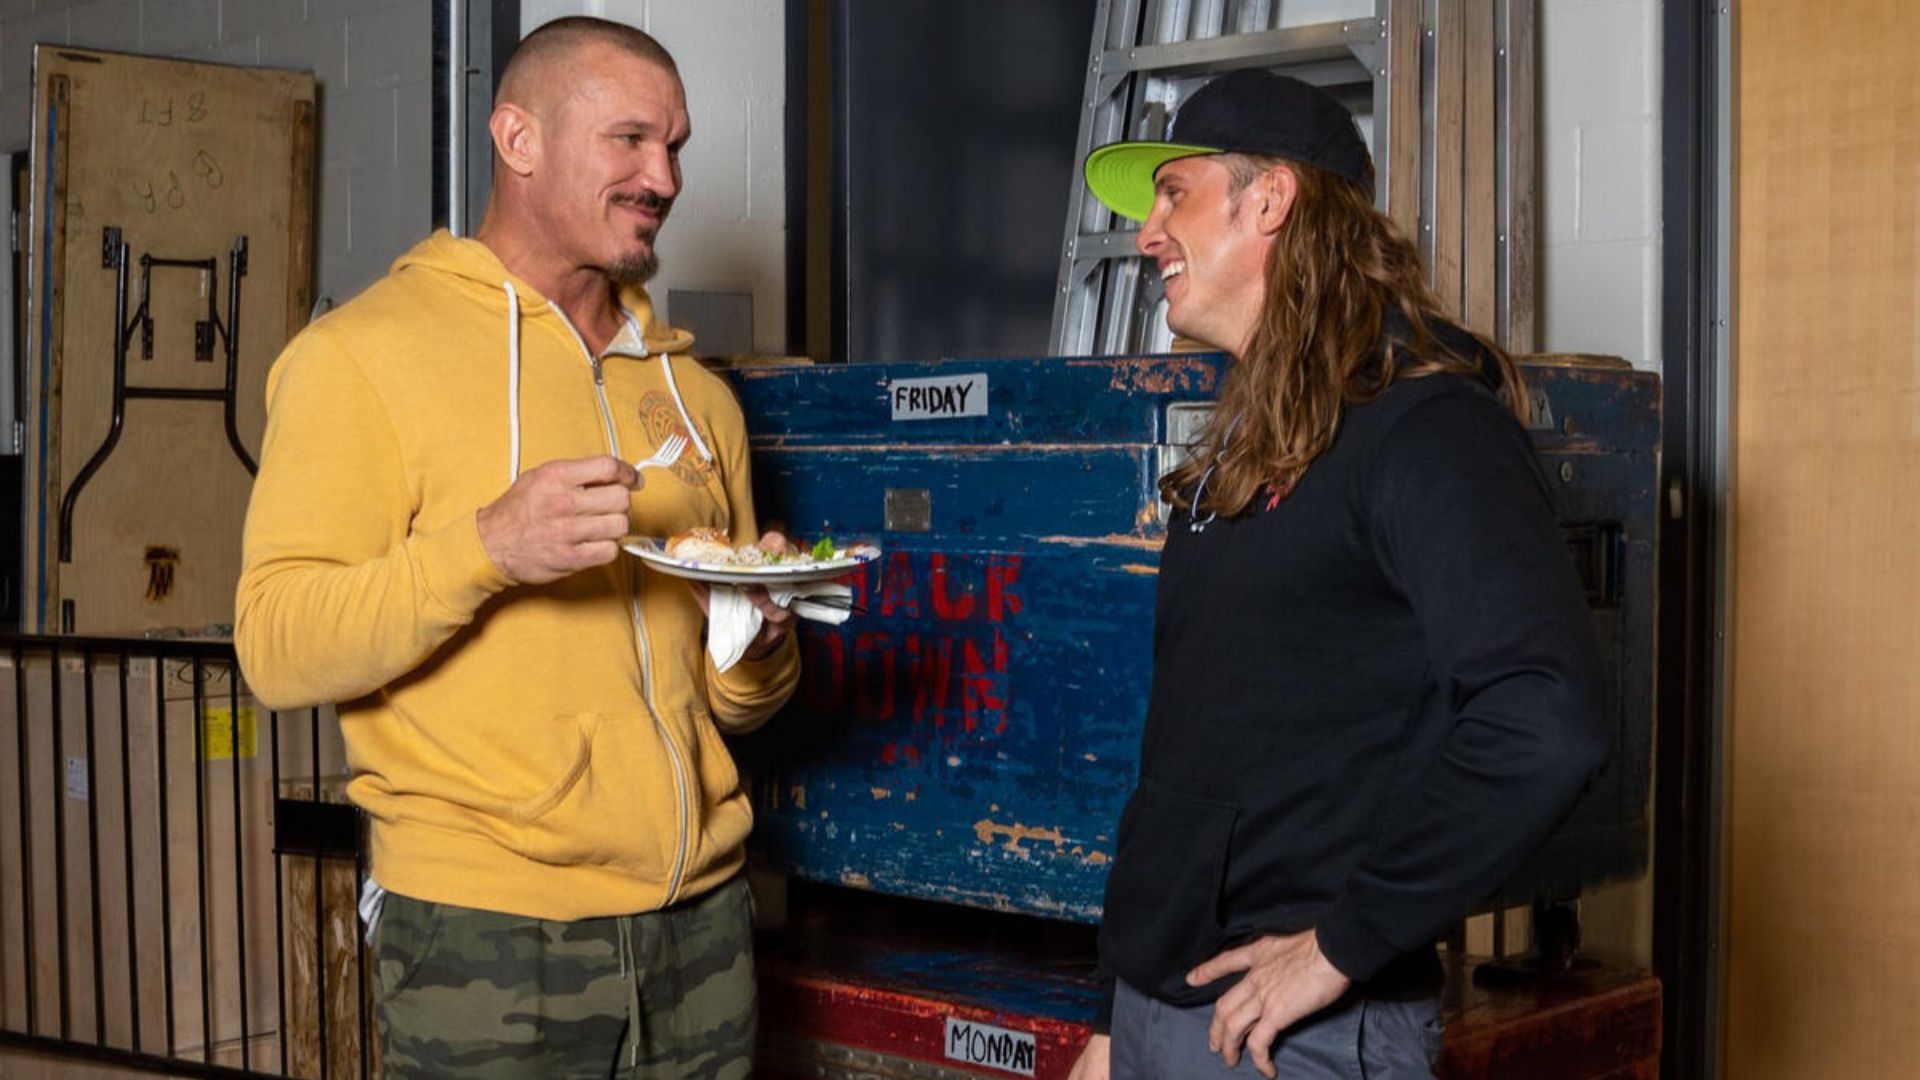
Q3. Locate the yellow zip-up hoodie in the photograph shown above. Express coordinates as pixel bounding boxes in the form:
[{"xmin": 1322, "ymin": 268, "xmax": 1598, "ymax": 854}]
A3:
[{"xmin": 236, "ymin": 231, "xmax": 799, "ymax": 920}]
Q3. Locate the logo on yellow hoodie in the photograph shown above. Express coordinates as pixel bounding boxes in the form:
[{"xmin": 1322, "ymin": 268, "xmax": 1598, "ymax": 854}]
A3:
[{"xmin": 637, "ymin": 389, "xmax": 717, "ymax": 486}]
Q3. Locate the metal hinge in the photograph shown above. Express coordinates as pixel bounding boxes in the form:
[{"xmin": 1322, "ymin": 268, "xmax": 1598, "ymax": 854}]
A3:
[{"xmin": 9, "ymin": 420, "xmax": 22, "ymax": 455}]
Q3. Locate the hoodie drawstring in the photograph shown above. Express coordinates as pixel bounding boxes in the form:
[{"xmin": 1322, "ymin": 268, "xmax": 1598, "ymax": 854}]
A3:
[
  {"xmin": 617, "ymin": 308, "xmax": 714, "ymax": 466},
  {"xmin": 1187, "ymin": 412, "xmax": 1242, "ymax": 533},
  {"xmin": 655, "ymin": 351, "xmax": 714, "ymax": 464},
  {"xmin": 503, "ymin": 281, "xmax": 524, "ymax": 483}
]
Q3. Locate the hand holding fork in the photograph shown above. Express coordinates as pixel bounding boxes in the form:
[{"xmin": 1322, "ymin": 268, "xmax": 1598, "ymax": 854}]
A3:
[{"xmin": 474, "ymin": 435, "xmax": 686, "ymax": 585}]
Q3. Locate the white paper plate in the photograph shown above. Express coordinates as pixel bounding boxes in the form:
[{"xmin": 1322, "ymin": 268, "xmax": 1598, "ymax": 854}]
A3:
[{"xmin": 622, "ymin": 537, "xmax": 880, "ymax": 585}]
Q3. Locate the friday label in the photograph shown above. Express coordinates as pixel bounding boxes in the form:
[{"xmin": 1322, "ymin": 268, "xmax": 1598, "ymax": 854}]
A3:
[{"xmin": 889, "ymin": 374, "xmax": 988, "ymax": 421}]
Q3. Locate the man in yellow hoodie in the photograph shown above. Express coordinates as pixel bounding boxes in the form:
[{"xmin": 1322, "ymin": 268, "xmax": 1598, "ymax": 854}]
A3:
[{"xmin": 236, "ymin": 17, "xmax": 797, "ymax": 1078}]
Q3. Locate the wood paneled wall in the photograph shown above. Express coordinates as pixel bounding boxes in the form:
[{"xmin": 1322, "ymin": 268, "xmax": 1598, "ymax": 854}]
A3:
[{"xmin": 1726, "ymin": 2, "xmax": 1920, "ymax": 1075}]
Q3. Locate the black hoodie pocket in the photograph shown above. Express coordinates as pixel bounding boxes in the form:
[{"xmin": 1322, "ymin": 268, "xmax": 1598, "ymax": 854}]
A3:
[{"xmin": 1096, "ymin": 778, "xmax": 1239, "ymax": 1003}]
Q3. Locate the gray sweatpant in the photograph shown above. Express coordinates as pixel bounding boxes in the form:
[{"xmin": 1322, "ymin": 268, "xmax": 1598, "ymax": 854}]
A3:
[{"xmin": 1110, "ymin": 977, "xmax": 1443, "ymax": 1079}]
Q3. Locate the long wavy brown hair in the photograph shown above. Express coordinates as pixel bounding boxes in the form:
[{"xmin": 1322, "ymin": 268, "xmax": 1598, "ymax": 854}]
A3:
[{"xmin": 1160, "ymin": 154, "xmax": 1528, "ymax": 516}]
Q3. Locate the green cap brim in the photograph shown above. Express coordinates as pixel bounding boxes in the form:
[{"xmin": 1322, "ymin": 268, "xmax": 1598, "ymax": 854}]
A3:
[{"xmin": 1083, "ymin": 141, "xmax": 1224, "ymax": 222}]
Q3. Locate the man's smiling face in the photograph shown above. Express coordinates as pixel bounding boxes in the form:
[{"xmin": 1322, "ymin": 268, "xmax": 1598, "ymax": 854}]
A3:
[
  {"xmin": 531, "ymin": 42, "xmax": 690, "ymax": 284},
  {"xmin": 1135, "ymin": 154, "xmax": 1279, "ymax": 356}
]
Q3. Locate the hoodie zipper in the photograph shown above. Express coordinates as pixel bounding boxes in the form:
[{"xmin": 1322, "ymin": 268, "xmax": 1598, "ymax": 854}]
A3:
[{"xmin": 548, "ymin": 304, "xmax": 693, "ymax": 905}]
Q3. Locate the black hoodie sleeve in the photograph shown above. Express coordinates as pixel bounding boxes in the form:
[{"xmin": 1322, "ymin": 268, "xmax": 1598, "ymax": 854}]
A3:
[{"xmin": 1313, "ymin": 388, "xmax": 1610, "ymax": 981}]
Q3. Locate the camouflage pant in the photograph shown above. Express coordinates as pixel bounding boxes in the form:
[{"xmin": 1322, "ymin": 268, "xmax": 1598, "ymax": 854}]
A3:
[{"xmin": 373, "ymin": 876, "xmax": 756, "ymax": 1079}]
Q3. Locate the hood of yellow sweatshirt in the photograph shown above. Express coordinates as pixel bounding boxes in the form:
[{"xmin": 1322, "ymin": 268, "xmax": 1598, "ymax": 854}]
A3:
[{"xmin": 389, "ymin": 229, "xmax": 697, "ymax": 356}]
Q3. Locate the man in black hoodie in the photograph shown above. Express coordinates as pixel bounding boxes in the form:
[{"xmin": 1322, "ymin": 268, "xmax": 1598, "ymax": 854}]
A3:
[{"xmin": 1066, "ymin": 71, "xmax": 1609, "ymax": 1079}]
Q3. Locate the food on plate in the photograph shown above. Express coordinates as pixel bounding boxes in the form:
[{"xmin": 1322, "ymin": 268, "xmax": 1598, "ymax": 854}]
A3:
[
  {"xmin": 661, "ymin": 528, "xmax": 876, "ymax": 567},
  {"xmin": 664, "ymin": 527, "xmax": 735, "ymax": 564}
]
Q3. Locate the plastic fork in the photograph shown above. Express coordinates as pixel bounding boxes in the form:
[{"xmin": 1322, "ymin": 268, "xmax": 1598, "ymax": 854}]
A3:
[{"xmin": 634, "ymin": 433, "xmax": 688, "ymax": 473}]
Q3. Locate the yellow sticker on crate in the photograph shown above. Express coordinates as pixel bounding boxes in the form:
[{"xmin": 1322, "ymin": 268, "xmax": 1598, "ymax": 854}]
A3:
[{"xmin": 200, "ymin": 706, "xmax": 258, "ymax": 761}]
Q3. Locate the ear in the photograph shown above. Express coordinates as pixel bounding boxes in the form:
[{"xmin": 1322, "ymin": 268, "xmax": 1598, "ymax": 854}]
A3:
[
  {"xmin": 490, "ymin": 103, "xmax": 538, "ymax": 177},
  {"xmin": 1251, "ymin": 163, "xmax": 1299, "ymax": 235}
]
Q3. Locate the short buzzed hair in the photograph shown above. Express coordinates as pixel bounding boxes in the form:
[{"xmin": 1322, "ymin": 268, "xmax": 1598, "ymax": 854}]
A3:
[{"xmin": 496, "ymin": 16, "xmax": 679, "ymax": 106}]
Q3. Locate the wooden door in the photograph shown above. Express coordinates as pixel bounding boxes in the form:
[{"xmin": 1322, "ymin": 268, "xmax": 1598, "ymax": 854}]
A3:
[
  {"xmin": 21, "ymin": 48, "xmax": 315, "ymax": 635},
  {"xmin": 1725, "ymin": 2, "xmax": 1920, "ymax": 1075}
]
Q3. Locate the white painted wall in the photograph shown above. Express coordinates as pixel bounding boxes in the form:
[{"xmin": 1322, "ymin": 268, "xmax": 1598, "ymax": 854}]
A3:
[
  {"xmin": 522, "ymin": 0, "xmax": 789, "ymax": 355},
  {"xmin": 1538, "ymin": 0, "xmax": 1661, "ymax": 373},
  {"xmin": 0, "ymin": 0, "xmax": 434, "ymax": 306}
]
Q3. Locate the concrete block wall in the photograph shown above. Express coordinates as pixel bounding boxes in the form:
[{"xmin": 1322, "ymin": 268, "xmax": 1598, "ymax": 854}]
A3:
[
  {"xmin": 0, "ymin": 0, "xmax": 433, "ymax": 307},
  {"xmin": 523, "ymin": 0, "xmax": 788, "ymax": 355},
  {"xmin": 1539, "ymin": 0, "xmax": 1660, "ymax": 373}
]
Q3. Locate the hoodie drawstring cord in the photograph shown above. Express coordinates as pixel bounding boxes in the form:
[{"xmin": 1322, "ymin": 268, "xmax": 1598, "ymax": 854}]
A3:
[
  {"xmin": 614, "ymin": 309, "xmax": 713, "ymax": 465},
  {"xmin": 655, "ymin": 350, "xmax": 714, "ymax": 464},
  {"xmin": 1187, "ymin": 412, "xmax": 1242, "ymax": 533},
  {"xmin": 503, "ymin": 281, "xmax": 523, "ymax": 484}
]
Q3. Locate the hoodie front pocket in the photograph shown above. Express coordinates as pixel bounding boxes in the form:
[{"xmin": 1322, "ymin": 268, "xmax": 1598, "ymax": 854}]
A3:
[
  {"xmin": 513, "ymin": 711, "xmax": 682, "ymax": 879},
  {"xmin": 1097, "ymin": 778, "xmax": 1239, "ymax": 1002},
  {"xmin": 686, "ymin": 709, "xmax": 743, "ymax": 804}
]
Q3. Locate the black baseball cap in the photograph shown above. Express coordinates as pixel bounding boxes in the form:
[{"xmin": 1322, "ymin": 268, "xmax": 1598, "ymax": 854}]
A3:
[{"xmin": 1084, "ymin": 68, "xmax": 1373, "ymax": 222}]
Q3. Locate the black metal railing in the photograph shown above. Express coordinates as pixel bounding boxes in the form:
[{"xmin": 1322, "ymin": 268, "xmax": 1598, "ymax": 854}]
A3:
[{"xmin": 0, "ymin": 632, "xmax": 373, "ymax": 1079}]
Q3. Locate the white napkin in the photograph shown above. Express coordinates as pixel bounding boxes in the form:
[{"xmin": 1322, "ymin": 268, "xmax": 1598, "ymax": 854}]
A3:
[{"xmin": 707, "ymin": 581, "xmax": 854, "ymax": 673}]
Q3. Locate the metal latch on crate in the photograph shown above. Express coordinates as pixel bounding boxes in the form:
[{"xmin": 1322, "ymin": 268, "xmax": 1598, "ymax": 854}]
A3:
[
  {"xmin": 886, "ymin": 487, "xmax": 933, "ymax": 532},
  {"xmin": 1154, "ymin": 402, "xmax": 1214, "ymax": 524}
]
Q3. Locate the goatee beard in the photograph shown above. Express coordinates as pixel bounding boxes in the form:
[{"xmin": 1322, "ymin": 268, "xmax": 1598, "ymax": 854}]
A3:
[
  {"xmin": 610, "ymin": 192, "xmax": 670, "ymax": 285},
  {"xmin": 611, "ymin": 247, "xmax": 659, "ymax": 285}
]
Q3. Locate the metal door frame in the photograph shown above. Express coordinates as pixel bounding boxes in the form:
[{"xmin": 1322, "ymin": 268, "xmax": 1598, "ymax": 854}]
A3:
[
  {"xmin": 433, "ymin": 0, "xmax": 520, "ymax": 237},
  {"xmin": 1652, "ymin": 3, "xmax": 1734, "ymax": 1078}
]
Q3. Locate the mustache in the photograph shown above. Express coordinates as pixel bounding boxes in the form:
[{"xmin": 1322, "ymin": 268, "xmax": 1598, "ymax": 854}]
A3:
[{"xmin": 612, "ymin": 191, "xmax": 672, "ymax": 215}]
